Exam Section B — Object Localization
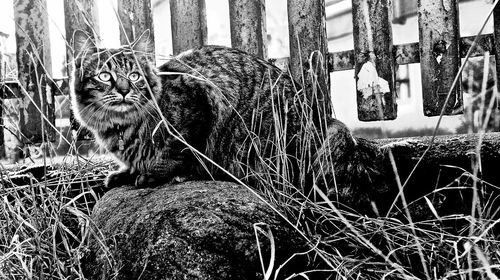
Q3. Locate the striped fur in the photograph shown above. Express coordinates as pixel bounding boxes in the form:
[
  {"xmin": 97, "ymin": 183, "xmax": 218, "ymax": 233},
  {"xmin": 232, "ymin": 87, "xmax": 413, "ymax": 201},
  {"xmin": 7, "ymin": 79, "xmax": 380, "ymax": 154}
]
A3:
[{"xmin": 71, "ymin": 31, "xmax": 303, "ymax": 187}]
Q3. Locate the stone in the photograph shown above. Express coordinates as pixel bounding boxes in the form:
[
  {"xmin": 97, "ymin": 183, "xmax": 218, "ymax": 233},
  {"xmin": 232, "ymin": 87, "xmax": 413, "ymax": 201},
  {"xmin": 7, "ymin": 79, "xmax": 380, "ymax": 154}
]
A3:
[{"xmin": 83, "ymin": 181, "xmax": 309, "ymax": 280}]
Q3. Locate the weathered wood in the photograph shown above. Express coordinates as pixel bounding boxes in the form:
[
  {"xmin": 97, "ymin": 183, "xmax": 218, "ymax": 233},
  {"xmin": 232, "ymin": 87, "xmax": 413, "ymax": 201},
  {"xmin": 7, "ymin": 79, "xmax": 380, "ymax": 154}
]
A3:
[
  {"xmin": 377, "ymin": 133, "xmax": 500, "ymax": 189},
  {"xmin": 329, "ymin": 50, "xmax": 355, "ymax": 72},
  {"xmin": 352, "ymin": 0, "xmax": 396, "ymax": 121},
  {"xmin": 370, "ymin": 133, "xmax": 500, "ymax": 217},
  {"xmin": 228, "ymin": 0, "xmax": 267, "ymax": 58},
  {"xmin": 493, "ymin": 3, "xmax": 500, "ymax": 108},
  {"xmin": 170, "ymin": 0, "xmax": 207, "ymax": 55},
  {"xmin": 63, "ymin": 0, "xmax": 99, "ymax": 141},
  {"xmin": 0, "ymin": 54, "xmax": 3, "ymax": 152},
  {"xmin": 287, "ymin": 0, "xmax": 331, "ymax": 118},
  {"xmin": 63, "ymin": 0, "xmax": 100, "ymax": 46},
  {"xmin": 417, "ymin": 0, "xmax": 463, "ymax": 116},
  {"xmin": 330, "ymin": 35, "xmax": 494, "ymax": 72},
  {"xmin": 117, "ymin": 0, "xmax": 155, "ymax": 50},
  {"xmin": 13, "ymin": 0, "xmax": 54, "ymax": 143}
]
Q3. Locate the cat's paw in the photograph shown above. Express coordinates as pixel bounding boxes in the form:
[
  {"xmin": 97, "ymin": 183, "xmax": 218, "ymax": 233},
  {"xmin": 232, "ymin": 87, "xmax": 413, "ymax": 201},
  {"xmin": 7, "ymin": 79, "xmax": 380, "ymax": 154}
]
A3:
[
  {"xmin": 106, "ymin": 170, "xmax": 136, "ymax": 189},
  {"xmin": 134, "ymin": 174, "xmax": 193, "ymax": 188},
  {"xmin": 135, "ymin": 173, "xmax": 163, "ymax": 188}
]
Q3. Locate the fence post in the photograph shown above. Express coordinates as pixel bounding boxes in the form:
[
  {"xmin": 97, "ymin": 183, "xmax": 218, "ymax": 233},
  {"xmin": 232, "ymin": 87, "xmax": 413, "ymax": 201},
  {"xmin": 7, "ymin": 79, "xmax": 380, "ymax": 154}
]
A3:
[
  {"xmin": 287, "ymin": 0, "xmax": 331, "ymax": 118},
  {"xmin": 228, "ymin": 0, "xmax": 267, "ymax": 59},
  {"xmin": 417, "ymin": 0, "xmax": 462, "ymax": 116},
  {"xmin": 13, "ymin": 0, "xmax": 54, "ymax": 143},
  {"xmin": 63, "ymin": 0, "xmax": 99, "ymax": 140},
  {"xmin": 351, "ymin": 0, "xmax": 397, "ymax": 121},
  {"xmin": 170, "ymin": 0, "xmax": 207, "ymax": 55},
  {"xmin": 63, "ymin": 0, "xmax": 100, "ymax": 43},
  {"xmin": 493, "ymin": 3, "xmax": 500, "ymax": 108},
  {"xmin": 118, "ymin": 0, "xmax": 155, "ymax": 51},
  {"xmin": 0, "ymin": 56, "xmax": 3, "ymax": 156}
]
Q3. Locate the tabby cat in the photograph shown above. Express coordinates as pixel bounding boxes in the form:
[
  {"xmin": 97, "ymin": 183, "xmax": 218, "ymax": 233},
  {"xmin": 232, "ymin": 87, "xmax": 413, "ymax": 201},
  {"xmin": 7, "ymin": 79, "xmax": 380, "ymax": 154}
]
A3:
[{"xmin": 71, "ymin": 30, "xmax": 360, "ymax": 190}]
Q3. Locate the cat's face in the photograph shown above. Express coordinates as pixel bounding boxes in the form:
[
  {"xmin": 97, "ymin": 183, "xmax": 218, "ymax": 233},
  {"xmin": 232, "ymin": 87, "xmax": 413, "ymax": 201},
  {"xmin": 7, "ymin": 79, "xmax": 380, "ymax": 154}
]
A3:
[{"xmin": 71, "ymin": 31, "xmax": 160, "ymax": 132}]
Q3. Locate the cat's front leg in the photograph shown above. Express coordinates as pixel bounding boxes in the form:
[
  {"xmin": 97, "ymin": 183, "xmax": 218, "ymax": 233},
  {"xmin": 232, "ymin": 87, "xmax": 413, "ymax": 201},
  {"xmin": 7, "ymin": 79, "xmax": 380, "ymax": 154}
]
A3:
[
  {"xmin": 134, "ymin": 157, "xmax": 196, "ymax": 188},
  {"xmin": 105, "ymin": 168, "xmax": 138, "ymax": 189}
]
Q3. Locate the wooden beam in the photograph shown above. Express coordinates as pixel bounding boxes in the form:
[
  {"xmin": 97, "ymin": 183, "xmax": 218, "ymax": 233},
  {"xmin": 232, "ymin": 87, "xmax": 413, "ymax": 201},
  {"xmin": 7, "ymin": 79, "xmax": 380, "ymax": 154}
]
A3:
[
  {"xmin": 329, "ymin": 34, "xmax": 494, "ymax": 72},
  {"xmin": 417, "ymin": 0, "xmax": 462, "ymax": 116},
  {"xmin": 13, "ymin": 0, "xmax": 55, "ymax": 143},
  {"xmin": 370, "ymin": 133, "xmax": 500, "ymax": 216},
  {"xmin": 170, "ymin": 0, "xmax": 207, "ymax": 55},
  {"xmin": 287, "ymin": 0, "xmax": 331, "ymax": 119},
  {"xmin": 493, "ymin": 3, "xmax": 500, "ymax": 108},
  {"xmin": 117, "ymin": 0, "xmax": 155, "ymax": 50},
  {"xmin": 351, "ymin": 0, "xmax": 397, "ymax": 121},
  {"xmin": 228, "ymin": 0, "xmax": 267, "ymax": 58}
]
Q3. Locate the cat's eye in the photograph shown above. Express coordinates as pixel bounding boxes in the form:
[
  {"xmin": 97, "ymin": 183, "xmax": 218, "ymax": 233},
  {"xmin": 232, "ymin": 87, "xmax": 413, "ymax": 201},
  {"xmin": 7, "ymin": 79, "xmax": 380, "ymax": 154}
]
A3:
[
  {"xmin": 97, "ymin": 72, "xmax": 112, "ymax": 82},
  {"xmin": 128, "ymin": 72, "xmax": 141, "ymax": 82}
]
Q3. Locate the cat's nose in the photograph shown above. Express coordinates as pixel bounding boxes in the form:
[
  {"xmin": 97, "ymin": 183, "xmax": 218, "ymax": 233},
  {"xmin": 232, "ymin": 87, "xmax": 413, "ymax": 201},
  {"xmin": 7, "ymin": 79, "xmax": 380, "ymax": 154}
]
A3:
[{"xmin": 115, "ymin": 77, "xmax": 131, "ymax": 96}]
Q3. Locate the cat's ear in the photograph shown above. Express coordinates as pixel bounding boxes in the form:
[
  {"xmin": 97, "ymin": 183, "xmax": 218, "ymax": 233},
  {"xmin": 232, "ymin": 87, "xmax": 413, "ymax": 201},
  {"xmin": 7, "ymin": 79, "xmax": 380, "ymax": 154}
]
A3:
[
  {"xmin": 131, "ymin": 30, "xmax": 154, "ymax": 55},
  {"xmin": 72, "ymin": 30, "xmax": 98, "ymax": 59}
]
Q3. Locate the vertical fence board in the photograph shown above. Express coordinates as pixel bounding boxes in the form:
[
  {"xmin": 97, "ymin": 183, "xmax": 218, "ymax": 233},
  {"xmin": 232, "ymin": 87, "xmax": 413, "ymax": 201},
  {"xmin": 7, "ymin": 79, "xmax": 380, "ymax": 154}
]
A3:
[
  {"xmin": 417, "ymin": 0, "xmax": 462, "ymax": 116},
  {"xmin": 13, "ymin": 0, "xmax": 54, "ymax": 143},
  {"xmin": 493, "ymin": 3, "xmax": 500, "ymax": 108},
  {"xmin": 0, "ymin": 56, "xmax": 3, "ymax": 153},
  {"xmin": 118, "ymin": 0, "xmax": 155, "ymax": 49},
  {"xmin": 228, "ymin": 0, "xmax": 267, "ymax": 58},
  {"xmin": 63, "ymin": 0, "xmax": 100, "ymax": 43},
  {"xmin": 170, "ymin": 0, "xmax": 207, "ymax": 55},
  {"xmin": 287, "ymin": 0, "xmax": 331, "ymax": 118},
  {"xmin": 351, "ymin": 0, "xmax": 396, "ymax": 121},
  {"xmin": 63, "ymin": 0, "xmax": 99, "ymax": 140}
]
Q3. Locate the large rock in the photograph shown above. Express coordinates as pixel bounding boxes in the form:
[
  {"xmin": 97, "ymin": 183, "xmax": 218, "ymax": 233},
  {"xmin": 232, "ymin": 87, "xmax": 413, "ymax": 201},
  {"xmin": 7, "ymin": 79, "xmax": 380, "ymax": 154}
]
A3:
[{"xmin": 83, "ymin": 181, "xmax": 309, "ymax": 280}]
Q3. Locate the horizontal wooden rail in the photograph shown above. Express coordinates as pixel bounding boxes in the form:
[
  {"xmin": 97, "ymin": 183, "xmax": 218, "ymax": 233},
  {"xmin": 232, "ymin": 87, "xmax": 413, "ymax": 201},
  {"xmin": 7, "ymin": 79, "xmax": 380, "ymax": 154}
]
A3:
[
  {"xmin": 377, "ymin": 132, "xmax": 500, "ymax": 190},
  {"xmin": 272, "ymin": 34, "xmax": 494, "ymax": 73},
  {"xmin": 1, "ymin": 34, "xmax": 495, "ymax": 100}
]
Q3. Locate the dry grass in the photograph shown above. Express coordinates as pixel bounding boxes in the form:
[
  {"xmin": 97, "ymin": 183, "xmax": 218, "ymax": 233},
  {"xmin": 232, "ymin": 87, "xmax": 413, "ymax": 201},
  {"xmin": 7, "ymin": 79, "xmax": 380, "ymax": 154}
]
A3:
[{"xmin": 1, "ymin": 2, "xmax": 500, "ymax": 280}]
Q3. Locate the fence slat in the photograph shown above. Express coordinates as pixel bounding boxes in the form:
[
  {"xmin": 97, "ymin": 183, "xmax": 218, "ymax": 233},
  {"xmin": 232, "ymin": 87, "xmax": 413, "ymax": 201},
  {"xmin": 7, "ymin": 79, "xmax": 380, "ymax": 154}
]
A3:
[
  {"xmin": 118, "ymin": 0, "xmax": 155, "ymax": 49},
  {"xmin": 63, "ymin": 0, "xmax": 100, "ymax": 44},
  {"xmin": 228, "ymin": 0, "xmax": 267, "ymax": 58},
  {"xmin": 287, "ymin": 0, "xmax": 331, "ymax": 118},
  {"xmin": 13, "ymin": 0, "xmax": 54, "ymax": 143},
  {"xmin": 493, "ymin": 3, "xmax": 500, "ymax": 108},
  {"xmin": 417, "ymin": 0, "xmax": 462, "ymax": 116},
  {"xmin": 170, "ymin": 0, "xmax": 207, "ymax": 55},
  {"xmin": 0, "ymin": 56, "xmax": 3, "ymax": 152},
  {"xmin": 63, "ymin": 0, "xmax": 99, "ymax": 140},
  {"xmin": 351, "ymin": 0, "xmax": 396, "ymax": 121}
]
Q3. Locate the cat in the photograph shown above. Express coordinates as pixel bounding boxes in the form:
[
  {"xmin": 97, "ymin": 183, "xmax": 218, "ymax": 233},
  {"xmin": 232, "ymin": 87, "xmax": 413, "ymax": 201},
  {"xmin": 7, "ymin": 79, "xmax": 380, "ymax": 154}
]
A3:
[{"xmin": 70, "ymin": 30, "xmax": 372, "ymax": 194}]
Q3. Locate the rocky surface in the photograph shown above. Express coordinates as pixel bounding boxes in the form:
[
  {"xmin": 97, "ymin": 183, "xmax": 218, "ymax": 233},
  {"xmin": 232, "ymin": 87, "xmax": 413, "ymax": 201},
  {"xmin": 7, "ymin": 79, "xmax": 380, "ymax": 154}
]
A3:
[{"xmin": 83, "ymin": 181, "xmax": 309, "ymax": 280}]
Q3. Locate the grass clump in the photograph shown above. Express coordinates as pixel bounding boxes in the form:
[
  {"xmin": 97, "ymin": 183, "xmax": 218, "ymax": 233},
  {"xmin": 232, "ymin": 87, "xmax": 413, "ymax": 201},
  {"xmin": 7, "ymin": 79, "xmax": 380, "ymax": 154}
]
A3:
[{"xmin": 0, "ymin": 156, "xmax": 112, "ymax": 279}]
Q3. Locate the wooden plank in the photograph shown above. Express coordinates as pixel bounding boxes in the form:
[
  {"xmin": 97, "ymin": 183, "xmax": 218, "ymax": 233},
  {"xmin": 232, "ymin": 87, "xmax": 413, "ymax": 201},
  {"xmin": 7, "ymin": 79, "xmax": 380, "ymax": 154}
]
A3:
[
  {"xmin": 417, "ymin": 0, "xmax": 462, "ymax": 116},
  {"xmin": 0, "ymin": 55, "xmax": 3, "ymax": 153},
  {"xmin": 13, "ymin": 0, "xmax": 55, "ymax": 143},
  {"xmin": 287, "ymin": 0, "xmax": 331, "ymax": 119},
  {"xmin": 330, "ymin": 34, "xmax": 494, "ymax": 72},
  {"xmin": 228, "ymin": 0, "xmax": 267, "ymax": 58},
  {"xmin": 63, "ymin": 0, "xmax": 99, "ymax": 141},
  {"xmin": 118, "ymin": 0, "xmax": 155, "ymax": 50},
  {"xmin": 63, "ymin": 0, "xmax": 100, "ymax": 44},
  {"xmin": 351, "ymin": 0, "xmax": 396, "ymax": 121},
  {"xmin": 170, "ymin": 0, "xmax": 207, "ymax": 55},
  {"xmin": 494, "ymin": 3, "xmax": 500, "ymax": 108}
]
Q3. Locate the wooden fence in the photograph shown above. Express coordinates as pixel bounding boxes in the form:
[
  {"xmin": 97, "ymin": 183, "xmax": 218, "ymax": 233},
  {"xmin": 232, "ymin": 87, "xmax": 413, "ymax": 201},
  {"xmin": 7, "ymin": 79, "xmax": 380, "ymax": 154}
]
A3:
[{"xmin": 0, "ymin": 0, "xmax": 499, "ymax": 150}]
